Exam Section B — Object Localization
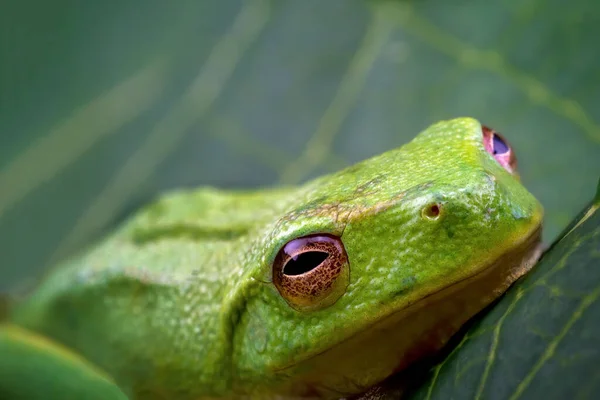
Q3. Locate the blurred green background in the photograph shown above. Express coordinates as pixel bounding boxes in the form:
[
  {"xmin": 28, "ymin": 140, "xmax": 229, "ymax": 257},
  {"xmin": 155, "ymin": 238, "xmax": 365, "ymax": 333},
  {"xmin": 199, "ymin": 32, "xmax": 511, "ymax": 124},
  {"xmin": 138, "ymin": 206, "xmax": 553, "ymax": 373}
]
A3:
[{"xmin": 1, "ymin": 0, "xmax": 599, "ymax": 293}]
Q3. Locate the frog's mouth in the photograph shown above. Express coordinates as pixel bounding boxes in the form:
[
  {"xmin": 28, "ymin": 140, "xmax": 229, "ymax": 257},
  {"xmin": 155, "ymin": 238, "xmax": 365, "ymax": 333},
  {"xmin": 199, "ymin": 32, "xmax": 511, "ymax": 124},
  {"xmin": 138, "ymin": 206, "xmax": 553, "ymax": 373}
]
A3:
[{"xmin": 274, "ymin": 224, "xmax": 543, "ymax": 398}]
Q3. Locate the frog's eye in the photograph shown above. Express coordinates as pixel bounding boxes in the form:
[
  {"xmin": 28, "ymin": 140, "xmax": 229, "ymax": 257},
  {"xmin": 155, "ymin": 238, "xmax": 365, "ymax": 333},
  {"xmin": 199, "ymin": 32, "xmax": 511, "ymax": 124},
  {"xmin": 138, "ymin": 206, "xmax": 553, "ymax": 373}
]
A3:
[
  {"xmin": 482, "ymin": 125, "xmax": 517, "ymax": 174},
  {"xmin": 273, "ymin": 234, "xmax": 349, "ymax": 312}
]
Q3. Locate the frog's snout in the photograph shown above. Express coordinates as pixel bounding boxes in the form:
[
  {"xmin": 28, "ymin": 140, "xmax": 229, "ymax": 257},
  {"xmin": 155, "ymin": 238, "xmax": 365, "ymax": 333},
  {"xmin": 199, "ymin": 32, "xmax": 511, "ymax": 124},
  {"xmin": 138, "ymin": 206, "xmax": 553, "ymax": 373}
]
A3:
[{"xmin": 415, "ymin": 182, "xmax": 499, "ymax": 229}]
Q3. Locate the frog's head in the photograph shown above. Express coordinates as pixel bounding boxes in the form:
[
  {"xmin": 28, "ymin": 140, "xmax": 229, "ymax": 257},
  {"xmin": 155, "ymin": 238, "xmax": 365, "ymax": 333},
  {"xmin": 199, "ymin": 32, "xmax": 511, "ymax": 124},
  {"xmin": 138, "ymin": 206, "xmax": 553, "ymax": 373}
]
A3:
[{"xmin": 234, "ymin": 118, "xmax": 543, "ymax": 397}]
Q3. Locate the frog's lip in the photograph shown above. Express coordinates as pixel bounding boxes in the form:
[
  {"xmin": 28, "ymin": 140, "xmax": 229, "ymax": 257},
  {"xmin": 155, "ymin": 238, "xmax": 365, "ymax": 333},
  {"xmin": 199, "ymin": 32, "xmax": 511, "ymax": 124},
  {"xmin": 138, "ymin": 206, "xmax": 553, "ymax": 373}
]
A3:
[{"xmin": 274, "ymin": 222, "xmax": 543, "ymax": 381}]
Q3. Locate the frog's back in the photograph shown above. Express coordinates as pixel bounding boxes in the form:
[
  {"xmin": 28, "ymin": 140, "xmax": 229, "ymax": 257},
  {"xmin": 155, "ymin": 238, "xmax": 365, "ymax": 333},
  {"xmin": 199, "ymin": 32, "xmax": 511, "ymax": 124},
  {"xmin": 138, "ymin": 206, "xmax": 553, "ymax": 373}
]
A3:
[{"xmin": 9, "ymin": 186, "xmax": 293, "ymax": 398}]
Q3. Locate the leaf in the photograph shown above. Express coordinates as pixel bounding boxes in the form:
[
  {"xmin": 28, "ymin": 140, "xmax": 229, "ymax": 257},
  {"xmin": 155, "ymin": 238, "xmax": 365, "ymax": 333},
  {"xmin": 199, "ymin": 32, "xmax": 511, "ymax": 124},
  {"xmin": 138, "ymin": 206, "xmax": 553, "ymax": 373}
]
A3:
[
  {"xmin": 384, "ymin": 178, "xmax": 600, "ymax": 400},
  {"xmin": 0, "ymin": 325, "xmax": 128, "ymax": 400}
]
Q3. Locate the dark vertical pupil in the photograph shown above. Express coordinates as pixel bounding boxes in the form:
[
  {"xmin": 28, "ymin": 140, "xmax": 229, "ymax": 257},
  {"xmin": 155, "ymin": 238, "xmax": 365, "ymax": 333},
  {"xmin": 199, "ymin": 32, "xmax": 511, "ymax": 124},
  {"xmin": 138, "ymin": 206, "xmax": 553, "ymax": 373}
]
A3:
[
  {"xmin": 283, "ymin": 251, "xmax": 329, "ymax": 276},
  {"xmin": 492, "ymin": 134, "xmax": 509, "ymax": 155}
]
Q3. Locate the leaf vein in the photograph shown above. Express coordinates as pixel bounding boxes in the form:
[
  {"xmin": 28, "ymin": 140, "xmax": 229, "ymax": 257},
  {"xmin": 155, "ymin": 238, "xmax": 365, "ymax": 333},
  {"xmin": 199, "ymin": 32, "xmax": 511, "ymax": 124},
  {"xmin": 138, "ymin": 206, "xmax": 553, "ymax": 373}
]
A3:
[
  {"xmin": 278, "ymin": 3, "xmax": 395, "ymax": 185},
  {"xmin": 0, "ymin": 62, "xmax": 167, "ymax": 216},
  {"xmin": 47, "ymin": 0, "xmax": 271, "ymax": 264},
  {"xmin": 389, "ymin": 3, "xmax": 600, "ymax": 145},
  {"xmin": 424, "ymin": 332, "xmax": 470, "ymax": 400},
  {"xmin": 508, "ymin": 283, "xmax": 600, "ymax": 400},
  {"xmin": 474, "ymin": 288, "xmax": 523, "ymax": 400}
]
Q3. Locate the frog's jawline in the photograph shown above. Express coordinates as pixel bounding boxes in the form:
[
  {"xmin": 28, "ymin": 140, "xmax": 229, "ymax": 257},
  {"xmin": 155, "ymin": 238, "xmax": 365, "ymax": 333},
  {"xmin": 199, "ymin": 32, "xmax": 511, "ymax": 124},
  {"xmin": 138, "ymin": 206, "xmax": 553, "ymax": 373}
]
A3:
[{"xmin": 275, "ymin": 225, "xmax": 543, "ymax": 397}]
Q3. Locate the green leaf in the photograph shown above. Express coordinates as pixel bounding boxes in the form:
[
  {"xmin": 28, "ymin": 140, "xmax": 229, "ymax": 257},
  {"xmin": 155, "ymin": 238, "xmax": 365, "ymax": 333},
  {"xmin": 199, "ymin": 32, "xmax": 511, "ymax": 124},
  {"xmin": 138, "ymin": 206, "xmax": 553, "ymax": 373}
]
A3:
[{"xmin": 0, "ymin": 325, "xmax": 128, "ymax": 400}]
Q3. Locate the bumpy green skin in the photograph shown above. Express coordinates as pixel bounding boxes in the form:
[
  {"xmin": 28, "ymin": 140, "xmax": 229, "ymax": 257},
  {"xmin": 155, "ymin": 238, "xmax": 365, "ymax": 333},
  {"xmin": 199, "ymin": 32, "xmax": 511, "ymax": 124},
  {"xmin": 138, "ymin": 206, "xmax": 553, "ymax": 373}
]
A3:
[{"xmin": 7, "ymin": 118, "xmax": 542, "ymax": 399}]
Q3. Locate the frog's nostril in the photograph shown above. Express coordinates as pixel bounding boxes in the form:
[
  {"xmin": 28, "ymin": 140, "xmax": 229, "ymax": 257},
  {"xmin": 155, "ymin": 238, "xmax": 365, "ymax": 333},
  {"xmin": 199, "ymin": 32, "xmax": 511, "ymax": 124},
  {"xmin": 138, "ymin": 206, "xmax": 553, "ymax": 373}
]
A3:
[
  {"xmin": 421, "ymin": 203, "xmax": 443, "ymax": 220},
  {"xmin": 428, "ymin": 205, "xmax": 440, "ymax": 217}
]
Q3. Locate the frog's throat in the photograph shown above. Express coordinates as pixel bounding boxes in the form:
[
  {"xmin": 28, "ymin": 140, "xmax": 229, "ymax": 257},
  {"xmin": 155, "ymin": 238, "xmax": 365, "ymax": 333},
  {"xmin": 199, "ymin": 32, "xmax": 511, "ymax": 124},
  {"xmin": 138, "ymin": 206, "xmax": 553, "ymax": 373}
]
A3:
[{"xmin": 276, "ymin": 224, "xmax": 543, "ymax": 397}]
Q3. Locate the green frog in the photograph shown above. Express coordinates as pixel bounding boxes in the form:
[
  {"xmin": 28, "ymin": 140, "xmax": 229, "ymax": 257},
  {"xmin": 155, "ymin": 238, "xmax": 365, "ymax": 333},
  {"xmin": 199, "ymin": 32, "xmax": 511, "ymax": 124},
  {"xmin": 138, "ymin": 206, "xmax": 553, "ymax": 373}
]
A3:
[{"xmin": 0, "ymin": 118, "xmax": 543, "ymax": 399}]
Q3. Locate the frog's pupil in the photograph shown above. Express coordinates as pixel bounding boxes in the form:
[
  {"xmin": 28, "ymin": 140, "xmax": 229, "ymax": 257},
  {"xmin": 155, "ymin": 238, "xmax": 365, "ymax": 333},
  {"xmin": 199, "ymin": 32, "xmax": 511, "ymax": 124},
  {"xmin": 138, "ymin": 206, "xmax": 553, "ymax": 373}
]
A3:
[
  {"xmin": 284, "ymin": 251, "xmax": 328, "ymax": 276},
  {"xmin": 492, "ymin": 134, "xmax": 509, "ymax": 155}
]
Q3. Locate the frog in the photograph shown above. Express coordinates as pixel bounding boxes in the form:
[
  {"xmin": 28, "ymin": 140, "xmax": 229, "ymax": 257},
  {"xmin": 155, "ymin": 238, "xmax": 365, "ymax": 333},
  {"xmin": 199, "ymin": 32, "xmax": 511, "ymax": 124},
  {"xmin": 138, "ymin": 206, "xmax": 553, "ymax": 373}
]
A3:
[{"xmin": 0, "ymin": 117, "xmax": 543, "ymax": 399}]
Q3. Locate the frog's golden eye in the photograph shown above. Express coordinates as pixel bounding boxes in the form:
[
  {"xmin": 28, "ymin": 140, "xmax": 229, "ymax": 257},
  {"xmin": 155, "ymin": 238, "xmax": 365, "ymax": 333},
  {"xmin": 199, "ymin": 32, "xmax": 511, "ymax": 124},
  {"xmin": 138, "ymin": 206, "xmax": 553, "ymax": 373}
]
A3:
[
  {"xmin": 273, "ymin": 234, "xmax": 349, "ymax": 311},
  {"xmin": 482, "ymin": 125, "xmax": 517, "ymax": 174}
]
